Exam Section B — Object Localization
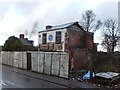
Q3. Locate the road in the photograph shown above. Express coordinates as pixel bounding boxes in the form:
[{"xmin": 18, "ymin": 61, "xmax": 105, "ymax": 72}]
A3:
[{"xmin": 1, "ymin": 65, "xmax": 66, "ymax": 88}]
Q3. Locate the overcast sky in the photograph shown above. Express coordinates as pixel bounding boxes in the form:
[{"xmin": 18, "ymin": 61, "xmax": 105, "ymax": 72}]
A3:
[{"xmin": 0, "ymin": 0, "xmax": 119, "ymax": 51}]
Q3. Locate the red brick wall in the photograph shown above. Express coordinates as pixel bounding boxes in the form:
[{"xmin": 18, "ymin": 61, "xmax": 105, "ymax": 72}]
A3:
[
  {"xmin": 72, "ymin": 49, "xmax": 89, "ymax": 70},
  {"xmin": 86, "ymin": 32, "xmax": 94, "ymax": 50},
  {"xmin": 66, "ymin": 29, "xmax": 83, "ymax": 49},
  {"xmin": 67, "ymin": 31, "xmax": 94, "ymax": 70},
  {"xmin": 66, "ymin": 29, "xmax": 94, "ymax": 51}
]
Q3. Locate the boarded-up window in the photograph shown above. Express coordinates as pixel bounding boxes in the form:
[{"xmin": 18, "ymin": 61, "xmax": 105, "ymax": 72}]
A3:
[
  {"xmin": 56, "ymin": 31, "xmax": 61, "ymax": 44},
  {"xmin": 42, "ymin": 33, "xmax": 47, "ymax": 44}
]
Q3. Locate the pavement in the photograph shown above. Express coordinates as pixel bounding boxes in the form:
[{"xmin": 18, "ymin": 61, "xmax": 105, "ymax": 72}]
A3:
[{"xmin": 2, "ymin": 65, "xmax": 100, "ymax": 88}]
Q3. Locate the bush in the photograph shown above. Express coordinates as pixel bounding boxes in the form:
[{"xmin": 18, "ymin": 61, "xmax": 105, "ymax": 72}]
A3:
[{"xmin": 2, "ymin": 36, "xmax": 38, "ymax": 51}]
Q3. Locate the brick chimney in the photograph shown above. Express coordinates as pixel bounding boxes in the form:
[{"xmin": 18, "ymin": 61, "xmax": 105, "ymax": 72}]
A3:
[
  {"xmin": 46, "ymin": 25, "xmax": 52, "ymax": 29},
  {"xmin": 20, "ymin": 34, "xmax": 24, "ymax": 38}
]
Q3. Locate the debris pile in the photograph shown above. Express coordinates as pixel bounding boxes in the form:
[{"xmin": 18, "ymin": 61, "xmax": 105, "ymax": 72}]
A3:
[
  {"xmin": 94, "ymin": 72, "xmax": 120, "ymax": 88},
  {"xmin": 69, "ymin": 70, "xmax": 95, "ymax": 82},
  {"xmin": 70, "ymin": 70, "xmax": 120, "ymax": 88},
  {"xmin": 69, "ymin": 70, "xmax": 87, "ymax": 81}
]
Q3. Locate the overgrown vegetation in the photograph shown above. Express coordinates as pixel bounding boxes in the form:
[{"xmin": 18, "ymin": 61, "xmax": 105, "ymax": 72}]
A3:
[
  {"xmin": 2, "ymin": 36, "xmax": 37, "ymax": 51},
  {"xmin": 76, "ymin": 52, "xmax": 120, "ymax": 73},
  {"xmin": 93, "ymin": 52, "xmax": 120, "ymax": 73},
  {"xmin": 2, "ymin": 36, "xmax": 23, "ymax": 51}
]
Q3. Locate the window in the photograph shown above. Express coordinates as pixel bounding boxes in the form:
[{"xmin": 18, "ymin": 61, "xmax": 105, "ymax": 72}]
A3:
[
  {"xmin": 55, "ymin": 31, "xmax": 61, "ymax": 44},
  {"xmin": 42, "ymin": 33, "xmax": 47, "ymax": 44}
]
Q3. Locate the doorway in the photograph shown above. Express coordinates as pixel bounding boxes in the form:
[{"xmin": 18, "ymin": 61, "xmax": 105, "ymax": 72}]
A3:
[{"xmin": 27, "ymin": 53, "xmax": 31, "ymax": 70}]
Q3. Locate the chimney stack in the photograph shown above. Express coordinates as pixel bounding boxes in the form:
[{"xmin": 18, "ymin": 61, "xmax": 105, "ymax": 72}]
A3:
[
  {"xmin": 20, "ymin": 34, "xmax": 24, "ymax": 38},
  {"xmin": 46, "ymin": 25, "xmax": 52, "ymax": 29}
]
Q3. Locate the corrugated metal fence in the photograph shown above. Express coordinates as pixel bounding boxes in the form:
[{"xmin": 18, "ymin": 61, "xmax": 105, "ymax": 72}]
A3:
[
  {"xmin": 31, "ymin": 52, "xmax": 69, "ymax": 78},
  {"xmin": 1, "ymin": 51, "xmax": 27, "ymax": 69},
  {"xmin": 1, "ymin": 51, "xmax": 69, "ymax": 78}
]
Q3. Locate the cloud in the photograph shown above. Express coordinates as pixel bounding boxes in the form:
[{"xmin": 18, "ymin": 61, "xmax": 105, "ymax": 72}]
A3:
[{"xmin": 0, "ymin": 0, "xmax": 119, "ymax": 46}]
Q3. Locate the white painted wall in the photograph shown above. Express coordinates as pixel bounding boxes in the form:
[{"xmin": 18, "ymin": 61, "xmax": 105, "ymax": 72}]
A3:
[{"xmin": 38, "ymin": 29, "xmax": 67, "ymax": 51}]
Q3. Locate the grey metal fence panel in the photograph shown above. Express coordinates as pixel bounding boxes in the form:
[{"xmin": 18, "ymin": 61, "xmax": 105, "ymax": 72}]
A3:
[
  {"xmin": 1, "ymin": 51, "xmax": 69, "ymax": 78},
  {"xmin": 19, "ymin": 58, "xmax": 23, "ymax": 68},
  {"xmin": 31, "ymin": 52, "xmax": 38, "ymax": 72},
  {"xmin": 3, "ymin": 51, "xmax": 6, "ymax": 65},
  {"xmin": 52, "ymin": 53, "xmax": 60, "ymax": 76},
  {"xmin": 6, "ymin": 52, "xmax": 10, "ymax": 65},
  {"xmin": 19, "ymin": 52, "xmax": 22, "ymax": 69},
  {"xmin": 17, "ymin": 52, "xmax": 22, "ymax": 68},
  {"xmin": 44, "ymin": 53, "xmax": 52, "ymax": 75},
  {"xmin": 59, "ymin": 53, "xmax": 69, "ymax": 78},
  {"xmin": 22, "ymin": 52, "xmax": 27, "ymax": 69},
  {"xmin": 4, "ymin": 52, "xmax": 8, "ymax": 65},
  {"xmin": 9, "ymin": 52, "xmax": 14, "ymax": 66},
  {"xmin": 1, "ymin": 51, "xmax": 5, "ymax": 64},
  {"xmin": 1, "ymin": 52, "xmax": 4, "ymax": 64},
  {"xmin": 13, "ymin": 52, "xmax": 19, "ymax": 68},
  {"xmin": 38, "ymin": 52, "xmax": 44, "ymax": 73},
  {"xmin": 30, "ymin": 51, "xmax": 69, "ymax": 78},
  {"xmin": 1, "ymin": 51, "xmax": 27, "ymax": 69},
  {"xmin": 3, "ymin": 52, "xmax": 6, "ymax": 65},
  {"xmin": 3, "ymin": 52, "xmax": 5, "ymax": 65}
]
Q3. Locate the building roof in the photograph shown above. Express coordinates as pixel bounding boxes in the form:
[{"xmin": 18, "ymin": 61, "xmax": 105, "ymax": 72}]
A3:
[
  {"xmin": 39, "ymin": 21, "xmax": 83, "ymax": 33},
  {"xmin": 19, "ymin": 38, "xmax": 33, "ymax": 46}
]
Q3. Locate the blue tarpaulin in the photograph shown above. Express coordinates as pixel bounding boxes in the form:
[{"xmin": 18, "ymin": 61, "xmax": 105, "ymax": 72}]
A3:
[{"xmin": 83, "ymin": 71, "xmax": 95, "ymax": 80}]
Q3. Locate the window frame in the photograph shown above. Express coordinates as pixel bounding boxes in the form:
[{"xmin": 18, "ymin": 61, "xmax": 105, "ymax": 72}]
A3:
[
  {"xmin": 55, "ymin": 31, "xmax": 61, "ymax": 44},
  {"xmin": 42, "ymin": 33, "xmax": 47, "ymax": 45}
]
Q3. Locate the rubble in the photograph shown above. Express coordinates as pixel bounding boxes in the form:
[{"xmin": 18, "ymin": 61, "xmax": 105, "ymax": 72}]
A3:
[
  {"xmin": 70, "ymin": 70, "xmax": 120, "ymax": 88},
  {"xmin": 95, "ymin": 72, "xmax": 119, "ymax": 79},
  {"xmin": 94, "ymin": 72, "xmax": 120, "ymax": 88},
  {"xmin": 83, "ymin": 71, "xmax": 95, "ymax": 80},
  {"xmin": 69, "ymin": 70, "xmax": 87, "ymax": 81}
]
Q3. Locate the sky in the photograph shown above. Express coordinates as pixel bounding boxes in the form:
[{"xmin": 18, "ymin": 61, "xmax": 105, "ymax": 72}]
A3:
[{"xmin": 0, "ymin": 0, "xmax": 119, "ymax": 51}]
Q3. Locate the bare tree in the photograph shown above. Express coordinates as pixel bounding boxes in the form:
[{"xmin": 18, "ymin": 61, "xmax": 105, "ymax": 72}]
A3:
[
  {"xmin": 102, "ymin": 19, "xmax": 120, "ymax": 53},
  {"xmin": 80, "ymin": 10, "xmax": 102, "ymax": 33}
]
